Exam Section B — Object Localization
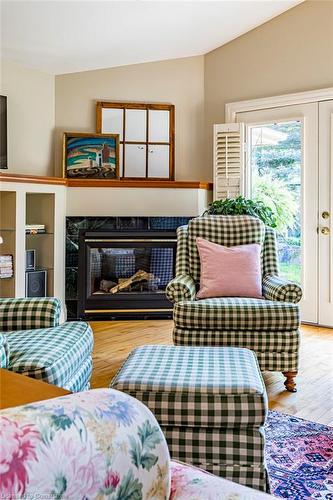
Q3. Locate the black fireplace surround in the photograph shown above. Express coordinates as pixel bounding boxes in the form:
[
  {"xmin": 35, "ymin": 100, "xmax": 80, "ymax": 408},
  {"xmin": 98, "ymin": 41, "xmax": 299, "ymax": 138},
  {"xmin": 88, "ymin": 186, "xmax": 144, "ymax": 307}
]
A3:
[{"xmin": 66, "ymin": 217, "xmax": 190, "ymax": 319}]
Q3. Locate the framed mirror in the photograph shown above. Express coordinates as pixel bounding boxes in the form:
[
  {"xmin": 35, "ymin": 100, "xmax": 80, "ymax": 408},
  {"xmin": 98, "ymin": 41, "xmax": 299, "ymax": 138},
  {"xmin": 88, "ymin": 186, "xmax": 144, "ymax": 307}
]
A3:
[{"xmin": 96, "ymin": 101, "xmax": 175, "ymax": 180}]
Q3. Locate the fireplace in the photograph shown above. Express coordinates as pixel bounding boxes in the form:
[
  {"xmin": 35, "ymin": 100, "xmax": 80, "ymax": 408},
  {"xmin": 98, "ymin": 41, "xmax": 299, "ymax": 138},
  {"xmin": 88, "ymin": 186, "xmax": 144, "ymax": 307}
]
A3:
[
  {"xmin": 66, "ymin": 217, "xmax": 190, "ymax": 320},
  {"xmin": 78, "ymin": 230, "xmax": 176, "ymax": 318}
]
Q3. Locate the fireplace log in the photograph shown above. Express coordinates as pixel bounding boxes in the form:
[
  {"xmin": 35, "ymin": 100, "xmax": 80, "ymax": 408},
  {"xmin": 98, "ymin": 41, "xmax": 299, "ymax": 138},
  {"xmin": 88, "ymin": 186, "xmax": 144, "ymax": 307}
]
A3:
[
  {"xmin": 100, "ymin": 279, "xmax": 117, "ymax": 292},
  {"xmin": 109, "ymin": 269, "xmax": 154, "ymax": 294}
]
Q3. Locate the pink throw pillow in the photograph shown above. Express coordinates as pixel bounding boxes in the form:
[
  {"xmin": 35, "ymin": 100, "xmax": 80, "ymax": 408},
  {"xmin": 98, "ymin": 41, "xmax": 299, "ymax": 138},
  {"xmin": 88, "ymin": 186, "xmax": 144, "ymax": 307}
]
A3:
[{"xmin": 196, "ymin": 237, "xmax": 262, "ymax": 299}]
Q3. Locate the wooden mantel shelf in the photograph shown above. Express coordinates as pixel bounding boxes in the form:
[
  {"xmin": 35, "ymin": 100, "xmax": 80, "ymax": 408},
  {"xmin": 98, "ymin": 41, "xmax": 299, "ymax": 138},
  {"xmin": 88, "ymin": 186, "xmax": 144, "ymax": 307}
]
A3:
[
  {"xmin": 1, "ymin": 173, "xmax": 212, "ymax": 190},
  {"xmin": 66, "ymin": 179, "xmax": 213, "ymax": 189},
  {"xmin": 0, "ymin": 172, "xmax": 67, "ymax": 186}
]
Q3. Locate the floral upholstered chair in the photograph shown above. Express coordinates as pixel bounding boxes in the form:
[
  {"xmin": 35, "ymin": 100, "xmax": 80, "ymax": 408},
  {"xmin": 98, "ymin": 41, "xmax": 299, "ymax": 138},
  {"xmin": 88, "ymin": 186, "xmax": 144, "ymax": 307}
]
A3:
[
  {"xmin": 166, "ymin": 215, "xmax": 302, "ymax": 392},
  {"xmin": 0, "ymin": 297, "xmax": 93, "ymax": 391},
  {"xmin": 0, "ymin": 388, "xmax": 273, "ymax": 499}
]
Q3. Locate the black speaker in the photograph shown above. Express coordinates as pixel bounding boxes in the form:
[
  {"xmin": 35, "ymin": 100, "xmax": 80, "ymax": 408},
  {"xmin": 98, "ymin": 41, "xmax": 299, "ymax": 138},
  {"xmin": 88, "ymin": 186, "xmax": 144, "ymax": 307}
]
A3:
[
  {"xmin": 26, "ymin": 249, "xmax": 36, "ymax": 270},
  {"xmin": 25, "ymin": 270, "xmax": 47, "ymax": 297}
]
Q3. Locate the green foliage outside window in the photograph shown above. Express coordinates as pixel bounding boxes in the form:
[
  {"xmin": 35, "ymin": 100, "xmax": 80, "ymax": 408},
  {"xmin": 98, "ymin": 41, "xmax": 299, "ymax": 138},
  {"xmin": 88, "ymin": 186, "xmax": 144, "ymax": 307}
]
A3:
[{"xmin": 253, "ymin": 174, "xmax": 298, "ymax": 236}]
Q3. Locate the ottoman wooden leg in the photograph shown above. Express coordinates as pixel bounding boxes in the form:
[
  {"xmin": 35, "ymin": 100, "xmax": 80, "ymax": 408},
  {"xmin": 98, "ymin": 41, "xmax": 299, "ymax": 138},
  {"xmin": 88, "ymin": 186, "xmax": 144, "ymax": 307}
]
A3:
[{"xmin": 282, "ymin": 371, "xmax": 298, "ymax": 392}]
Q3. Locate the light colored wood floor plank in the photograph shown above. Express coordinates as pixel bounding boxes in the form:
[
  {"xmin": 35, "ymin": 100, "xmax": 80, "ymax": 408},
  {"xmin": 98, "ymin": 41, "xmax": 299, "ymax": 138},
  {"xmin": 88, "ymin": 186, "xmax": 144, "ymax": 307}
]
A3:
[{"xmin": 90, "ymin": 321, "xmax": 333, "ymax": 425}]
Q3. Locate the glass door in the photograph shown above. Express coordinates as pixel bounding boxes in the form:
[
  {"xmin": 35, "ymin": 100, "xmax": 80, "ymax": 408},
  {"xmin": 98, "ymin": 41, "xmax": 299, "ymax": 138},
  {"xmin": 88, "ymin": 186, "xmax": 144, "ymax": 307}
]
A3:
[
  {"xmin": 248, "ymin": 120, "xmax": 302, "ymax": 284},
  {"xmin": 236, "ymin": 103, "xmax": 318, "ymax": 324}
]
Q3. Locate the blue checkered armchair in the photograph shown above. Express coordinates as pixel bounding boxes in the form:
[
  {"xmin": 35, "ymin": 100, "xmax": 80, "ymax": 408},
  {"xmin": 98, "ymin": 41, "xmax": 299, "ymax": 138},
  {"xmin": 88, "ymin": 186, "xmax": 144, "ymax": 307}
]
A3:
[
  {"xmin": 0, "ymin": 297, "xmax": 93, "ymax": 391},
  {"xmin": 166, "ymin": 215, "xmax": 302, "ymax": 392}
]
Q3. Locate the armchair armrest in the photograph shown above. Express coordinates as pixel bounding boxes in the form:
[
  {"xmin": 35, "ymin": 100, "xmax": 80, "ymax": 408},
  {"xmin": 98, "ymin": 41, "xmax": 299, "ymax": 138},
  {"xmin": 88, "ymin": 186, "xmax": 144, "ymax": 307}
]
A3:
[
  {"xmin": 0, "ymin": 389, "xmax": 171, "ymax": 499},
  {"xmin": 0, "ymin": 297, "xmax": 62, "ymax": 332},
  {"xmin": 166, "ymin": 274, "xmax": 196, "ymax": 304},
  {"xmin": 0, "ymin": 333, "xmax": 9, "ymax": 367},
  {"xmin": 263, "ymin": 275, "xmax": 302, "ymax": 304}
]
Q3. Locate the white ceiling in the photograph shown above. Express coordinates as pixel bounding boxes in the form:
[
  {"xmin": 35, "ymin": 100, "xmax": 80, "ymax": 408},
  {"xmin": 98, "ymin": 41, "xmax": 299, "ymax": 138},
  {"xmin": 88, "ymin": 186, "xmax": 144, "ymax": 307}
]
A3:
[{"xmin": 1, "ymin": 0, "xmax": 302, "ymax": 75}]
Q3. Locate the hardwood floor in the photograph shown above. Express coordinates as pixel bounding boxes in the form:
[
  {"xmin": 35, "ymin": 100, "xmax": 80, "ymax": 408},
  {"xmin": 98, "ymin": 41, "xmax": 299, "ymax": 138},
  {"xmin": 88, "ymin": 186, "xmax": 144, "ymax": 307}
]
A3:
[{"xmin": 91, "ymin": 321, "xmax": 333, "ymax": 425}]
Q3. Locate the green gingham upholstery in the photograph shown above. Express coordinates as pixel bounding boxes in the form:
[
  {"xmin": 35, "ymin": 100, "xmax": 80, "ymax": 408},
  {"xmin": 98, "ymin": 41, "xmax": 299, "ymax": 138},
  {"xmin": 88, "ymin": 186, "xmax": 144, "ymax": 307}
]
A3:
[
  {"xmin": 162, "ymin": 428, "xmax": 268, "ymax": 490},
  {"xmin": 6, "ymin": 321, "xmax": 93, "ymax": 391},
  {"xmin": 0, "ymin": 298, "xmax": 61, "ymax": 331},
  {"xmin": 175, "ymin": 225, "xmax": 190, "ymax": 276},
  {"xmin": 173, "ymin": 329, "xmax": 299, "ymax": 371},
  {"xmin": 166, "ymin": 216, "xmax": 302, "ymax": 375},
  {"xmin": 166, "ymin": 274, "xmax": 196, "ymax": 303},
  {"xmin": 111, "ymin": 345, "xmax": 267, "ymax": 426},
  {"xmin": 263, "ymin": 275, "xmax": 302, "ymax": 303},
  {"xmin": 173, "ymin": 327, "xmax": 299, "ymax": 353},
  {"xmin": 0, "ymin": 333, "xmax": 9, "ymax": 368},
  {"xmin": 174, "ymin": 297, "xmax": 300, "ymax": 331},
  {"xmin": 262, "ymin": 227, "xmax": 279, "ymax": 276},
  {"xmin": 111, "ymin": 345, "xmax": 269, "ymax": 492},
  {"xmin": 255, "ymin": 351, "xmax": 298, "ymax": 372},
  {"xmin": 63, "ymin": 356, "xmax": 92, "ymax": 392}
]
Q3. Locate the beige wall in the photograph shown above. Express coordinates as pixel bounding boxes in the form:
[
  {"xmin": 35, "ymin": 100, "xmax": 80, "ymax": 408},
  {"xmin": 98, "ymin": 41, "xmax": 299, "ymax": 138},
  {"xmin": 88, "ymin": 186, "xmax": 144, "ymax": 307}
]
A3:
[
  {"xmin": 0, "ymin": 61, "xmax": 55, "ymax": 176},
  {"xmin": 3, "ymin": 1, "xmax": 333, "ymax": 182},
  {"xmin": 55, "ymin": 56, "xmax": 205, "ymax": 180},
  {"xmin": 204, "ymin": 0, "xmax": 333, "ymax": 178}
]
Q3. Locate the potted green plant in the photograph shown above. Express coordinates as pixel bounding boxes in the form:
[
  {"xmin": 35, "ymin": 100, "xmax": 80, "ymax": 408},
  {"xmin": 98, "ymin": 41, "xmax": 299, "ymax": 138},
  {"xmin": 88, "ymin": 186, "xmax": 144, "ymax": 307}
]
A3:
[{"xmin": 204, "ymin": 196, "xmax": 277, "ymax": 228}]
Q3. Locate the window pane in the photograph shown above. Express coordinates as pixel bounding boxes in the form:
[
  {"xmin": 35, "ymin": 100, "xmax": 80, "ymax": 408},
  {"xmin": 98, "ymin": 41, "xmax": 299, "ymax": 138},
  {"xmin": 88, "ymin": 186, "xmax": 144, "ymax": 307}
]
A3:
[{"xmin": 250, "ymin": 121, "xmax": 302, "ymax": 284}]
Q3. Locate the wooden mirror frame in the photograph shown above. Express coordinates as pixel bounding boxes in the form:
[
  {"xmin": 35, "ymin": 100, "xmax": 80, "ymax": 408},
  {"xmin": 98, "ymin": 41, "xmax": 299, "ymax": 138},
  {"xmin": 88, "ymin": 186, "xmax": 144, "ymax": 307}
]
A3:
[{"xmin": 96, "ymin": 101, "xmax": 175, "ymax": 180}]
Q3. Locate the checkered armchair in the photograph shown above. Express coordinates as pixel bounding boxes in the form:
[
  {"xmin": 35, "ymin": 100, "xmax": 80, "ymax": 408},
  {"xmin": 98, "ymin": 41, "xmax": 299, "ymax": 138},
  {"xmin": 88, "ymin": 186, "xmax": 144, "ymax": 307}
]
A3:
[
  {"xmin": 166, "ymin": 215, "xmax": 302, "ymax": 392},
  {"xmin": 0, "ymin": 297, "xmax": 93, "ymax": 392}
]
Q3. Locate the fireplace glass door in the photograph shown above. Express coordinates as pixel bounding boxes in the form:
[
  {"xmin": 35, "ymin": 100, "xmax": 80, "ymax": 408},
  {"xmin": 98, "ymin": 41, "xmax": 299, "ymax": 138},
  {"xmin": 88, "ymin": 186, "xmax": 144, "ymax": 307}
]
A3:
[
  {"xmin": 79, "ymin": 231, "xmax": 177, "ymax": 316},
  {"xmin": 89, "ymin": 246, "xmax": 174, "ymax": 296}
]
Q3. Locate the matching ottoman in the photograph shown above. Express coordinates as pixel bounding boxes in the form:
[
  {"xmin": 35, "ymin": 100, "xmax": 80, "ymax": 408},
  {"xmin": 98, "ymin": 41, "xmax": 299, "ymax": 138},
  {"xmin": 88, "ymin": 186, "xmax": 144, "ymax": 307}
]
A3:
[{"xmin": 110, "ymin": 344, "xmax": 269, "ymax": 492}]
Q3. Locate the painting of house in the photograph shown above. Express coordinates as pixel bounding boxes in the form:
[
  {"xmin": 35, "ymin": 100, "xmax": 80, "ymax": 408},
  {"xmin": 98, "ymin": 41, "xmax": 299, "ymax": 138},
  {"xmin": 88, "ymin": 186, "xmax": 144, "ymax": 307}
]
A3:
[{"xmin": 64, "ymin": 133, "xmax": 119, "ymax": 179}]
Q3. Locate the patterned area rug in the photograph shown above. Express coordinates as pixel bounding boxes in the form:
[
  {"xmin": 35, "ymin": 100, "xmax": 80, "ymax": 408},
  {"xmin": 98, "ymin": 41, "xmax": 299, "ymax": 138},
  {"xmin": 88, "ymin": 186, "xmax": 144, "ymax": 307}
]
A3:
[{"xmin": 265, "ymin": 411, "xmax": 333, "ymax": 499}]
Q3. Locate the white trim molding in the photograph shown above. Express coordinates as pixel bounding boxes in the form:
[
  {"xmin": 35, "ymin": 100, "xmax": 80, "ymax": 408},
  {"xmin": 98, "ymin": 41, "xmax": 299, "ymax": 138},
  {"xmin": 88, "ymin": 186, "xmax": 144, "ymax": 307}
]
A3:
[{"xmin": 225, "ymin": 87, "xmax": 333, "ymax": 122}]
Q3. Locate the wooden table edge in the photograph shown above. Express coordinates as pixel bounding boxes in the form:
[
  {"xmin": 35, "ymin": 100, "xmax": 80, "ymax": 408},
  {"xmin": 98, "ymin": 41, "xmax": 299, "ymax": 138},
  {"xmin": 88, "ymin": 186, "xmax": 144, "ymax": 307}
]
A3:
[{"xmin": 0, "ymin": 368, "xmax": 71, "ymax": 410}]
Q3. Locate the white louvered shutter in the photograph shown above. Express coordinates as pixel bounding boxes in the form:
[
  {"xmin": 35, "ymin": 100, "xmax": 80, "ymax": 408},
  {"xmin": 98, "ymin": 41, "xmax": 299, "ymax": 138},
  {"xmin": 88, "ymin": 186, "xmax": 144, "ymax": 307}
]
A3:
[{"xmin": 213, "ymin": 123, "xmax": 245, "ymax": 200}]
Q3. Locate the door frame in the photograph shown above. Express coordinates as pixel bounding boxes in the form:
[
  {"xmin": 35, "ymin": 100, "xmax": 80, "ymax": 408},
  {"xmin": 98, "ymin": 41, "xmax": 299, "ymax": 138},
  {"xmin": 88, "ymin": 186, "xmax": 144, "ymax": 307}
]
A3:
[{"xmin": 225, "ymin": 87, "xmax": 333, "ymax": 122}]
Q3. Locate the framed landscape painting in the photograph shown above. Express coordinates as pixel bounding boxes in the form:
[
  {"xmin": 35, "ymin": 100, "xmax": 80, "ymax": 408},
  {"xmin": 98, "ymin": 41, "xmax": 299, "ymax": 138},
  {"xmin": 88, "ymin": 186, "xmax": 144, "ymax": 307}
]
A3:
[{"xmin": 63, "ymin": 132, "xmax": 119, "ymax": 179}]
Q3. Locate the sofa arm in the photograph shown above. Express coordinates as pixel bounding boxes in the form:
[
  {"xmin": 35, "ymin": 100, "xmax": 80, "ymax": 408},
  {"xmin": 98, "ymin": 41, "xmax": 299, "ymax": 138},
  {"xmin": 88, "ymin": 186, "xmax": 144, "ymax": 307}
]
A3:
[
  {"xmin": 0, "ymin": 297, "xmax": 62, "ymax": 331},
  {"xmin": 263, "ymin": 275, "xmax": 302, "ymax": 304},
  {"xmin": 0, "ymin": 388, "xmax": 171, "ymax": 499},
  {"xmin": 0, "ymin": 333, "xmax": 9, "ymax": 367},
  {"xmin": 166, "ymin": 274, "xmax": 196, "ymax": 304}
]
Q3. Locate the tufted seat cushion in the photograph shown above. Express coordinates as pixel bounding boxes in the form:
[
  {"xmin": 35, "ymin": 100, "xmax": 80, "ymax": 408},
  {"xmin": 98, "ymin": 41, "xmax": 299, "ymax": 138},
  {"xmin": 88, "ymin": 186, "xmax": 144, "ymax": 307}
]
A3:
[
  {"xmin": 6, "ymin": 321, "xmax": 93, "ymax": 390},
  {"xmin": 174, "ymin": 297, "xmax": 299, "ymax": 332}
]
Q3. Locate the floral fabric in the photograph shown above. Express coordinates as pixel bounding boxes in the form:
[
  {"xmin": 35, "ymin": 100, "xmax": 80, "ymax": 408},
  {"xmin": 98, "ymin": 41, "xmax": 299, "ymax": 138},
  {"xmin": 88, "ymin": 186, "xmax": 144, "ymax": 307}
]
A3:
[
  {"xmin": 170, "ymin": 460, "xmax": 273, "ymax": 500},
  {"xmin": 0, "ymin": 388, "xmax": 170, "ymax": 499}
]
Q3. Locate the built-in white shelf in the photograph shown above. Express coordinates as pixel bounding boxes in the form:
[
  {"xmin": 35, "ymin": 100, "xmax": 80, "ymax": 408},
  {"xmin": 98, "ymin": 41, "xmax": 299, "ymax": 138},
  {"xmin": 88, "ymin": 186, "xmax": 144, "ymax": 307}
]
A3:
[
  {"xmin": 0, "ymin": 191, "xmax": 16, "ymax": 298},
  {"xmin": 0, "ymin": 180, "xmax": 66, "ymax": 308}
]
